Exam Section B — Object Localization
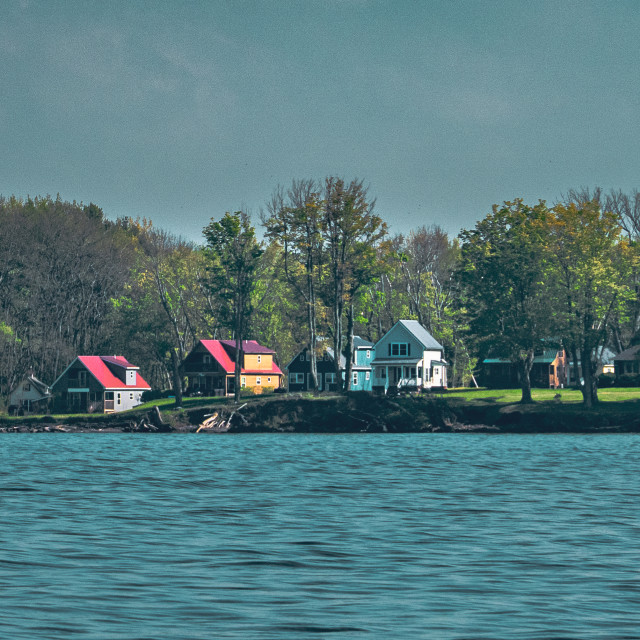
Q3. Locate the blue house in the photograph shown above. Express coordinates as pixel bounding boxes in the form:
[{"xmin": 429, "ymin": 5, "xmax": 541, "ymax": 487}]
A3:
[
  {"xmin": 286, "ymin": 336, "xmax": 375, "ymax": 392},
  {"xmin": 349, "ymin": 336, "xmax": 375, "ymax": 391}
]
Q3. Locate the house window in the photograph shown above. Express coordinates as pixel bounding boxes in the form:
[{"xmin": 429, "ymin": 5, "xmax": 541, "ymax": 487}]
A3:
[
  {"xmin": 390, "ymin": 343, "xmax": 409, "ymax": 356},
  {"xmin": 290, "ymin": 373, "xmax": 304, "ymax": 384},
  {"xmin": 78, "ymin": 370, "xmax": 87, "ymax": 386},
  {"xmin": 203, "ymin": 354, "xmax": 211, "ymax": 364},
  {"xmin": 352, "ymin": 372, "xmax": 358, "ymax": 386},
  {"xmin": 300, "ymin": 354, "xmax": 304, "ymax": 361},
  {"xmin": 377, "ymin": 367, "xmax": 386, "ymax": 378},
  {"xmin": 366, "ymin": 371, "xmax": 370, "ymax": 380},
  {"xmin": 256, "ymin": 377, "xmax": 261, "ymax": 385},
  {"xmin": 366, "ymin": 350, "xmax": 371, "ymax": 359},
  {"xmin": 23, "ymin": 383, "xmax": 31, "ymax": 391},
  {"xmin": 325, "ymin": 372, "xmax": 335, "ymax": 384},
  {"xmin": 129, "ymin": 393, "xmax": 134, "ymax": 400},
  {"xmin": 117, "ymin": 393, "xmax": 121, "ymax": 405},
  {"xmin": 267, "ymin": 377, "xmax": 271, "ymax": 383},
  {"xmin": 257, "ymin": 355, "xmax": 262, "ymax": 364},
  {"xmin": 241, "ymin": 377, "xmax": 246, "ymax": 388}
]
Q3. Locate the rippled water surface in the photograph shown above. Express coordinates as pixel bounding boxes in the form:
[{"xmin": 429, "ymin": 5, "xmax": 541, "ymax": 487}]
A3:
[{"xmin": 2, "ymin": 433, "xmax": 640, "ymax": 639}]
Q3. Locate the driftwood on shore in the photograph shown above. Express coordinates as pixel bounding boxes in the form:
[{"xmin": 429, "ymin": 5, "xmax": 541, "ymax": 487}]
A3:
[
  {"xmin": 133, "ymin": 406, "xmax": 173, "ymax": 432},
  {"xmin": 197, "ymin": 403, "xmax": 247, "ymax": 433}
]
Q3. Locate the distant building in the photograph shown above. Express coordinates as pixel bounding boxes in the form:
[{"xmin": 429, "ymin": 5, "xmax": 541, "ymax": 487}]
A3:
[
  {"xmin": 613, "ymin": 345, "xmax": 640, "ymax": 377},
  {"xmin": 183, "ymin": 339, "xmax": 283, "ymax": 396},
  {"xmin": 480, "ymin": 349, "xmax": 567, "ymax": 389},
  {"xmin": 52, "ymin": 356, "xmax": 151, "ymax": 413},
  {"xmin": 350, "ymin": 336, "xmax": 375, "ymax": 392},
  {"xmin": 371, "ymin": 320, "xmax": 447, "ymax": 393},
  {"xmin": 9, "ymin": 374, "xmax": 52, "ymax": 415},
  {"xmin": 286, "ymin": 343, "xmax": 345, "ymax": 392}
]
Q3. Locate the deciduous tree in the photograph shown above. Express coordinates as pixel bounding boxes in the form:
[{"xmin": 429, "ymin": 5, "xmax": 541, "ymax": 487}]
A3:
[
  {"xmin": 459, "ymin": 200, "xmax": 553, "ymax": 403},
  {"xmin": 203, "ymin": 211, "xmax": 263, "ymax": 402}
]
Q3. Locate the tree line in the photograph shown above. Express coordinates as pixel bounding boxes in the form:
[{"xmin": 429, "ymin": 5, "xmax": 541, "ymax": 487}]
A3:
[{"xmin": 0, "ymin": 183, "xmax": 638, "ymax": 408}]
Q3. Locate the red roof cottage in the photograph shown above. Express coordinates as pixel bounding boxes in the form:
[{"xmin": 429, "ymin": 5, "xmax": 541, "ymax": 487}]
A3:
[{"xmin": 52, "ymin": 356, "xmax": 151, "ymax": 413}]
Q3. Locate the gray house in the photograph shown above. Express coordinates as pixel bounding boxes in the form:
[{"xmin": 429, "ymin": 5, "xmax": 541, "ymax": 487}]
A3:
[{"xmin": 371, "ymin": 320, "xmax": 447, "ymax": 393}]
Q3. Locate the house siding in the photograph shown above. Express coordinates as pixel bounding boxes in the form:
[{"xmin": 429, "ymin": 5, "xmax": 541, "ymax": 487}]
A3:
[
  {"xmin": 371, "ymin": 321, "xmax": 446, "ymax": 393},
  {"xmin": 286, "ymin": 347, "xmax": 342, "ymax": 391}
]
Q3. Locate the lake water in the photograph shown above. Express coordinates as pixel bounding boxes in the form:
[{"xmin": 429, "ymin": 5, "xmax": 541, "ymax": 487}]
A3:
[{"xmin": 2, "ymin": 433, "xmax": 640, "ymax": 639}]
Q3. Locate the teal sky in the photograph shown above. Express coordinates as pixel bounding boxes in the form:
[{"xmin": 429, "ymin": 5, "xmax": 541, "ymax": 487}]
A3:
[{"xmin": 1, "ymin": 0, "xmax": 639, "ymax": 241}]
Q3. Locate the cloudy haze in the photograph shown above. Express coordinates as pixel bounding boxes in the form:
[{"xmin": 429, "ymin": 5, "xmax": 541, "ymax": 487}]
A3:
[{"xmin": 2, "ymin": 0, "xmax": 638, "ymax": 241}]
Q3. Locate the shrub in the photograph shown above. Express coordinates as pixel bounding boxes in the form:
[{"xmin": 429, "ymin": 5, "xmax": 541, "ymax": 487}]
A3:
[
  {"xmin": 597, "ymin": 373, "xmax": 616, "ymax": 388},
  {"xmin": 142, "ymin": 389, "xmax": 174, "ymax": 401},
  {"xmin": 615, "ymin": 374, "xmax": 640, "ymax": 387}
]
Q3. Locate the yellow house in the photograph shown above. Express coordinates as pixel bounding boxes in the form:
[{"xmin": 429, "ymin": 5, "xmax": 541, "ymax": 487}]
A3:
[{"xmin": 183, "ymin": 339, "xmax": 284, "ymax": 396}]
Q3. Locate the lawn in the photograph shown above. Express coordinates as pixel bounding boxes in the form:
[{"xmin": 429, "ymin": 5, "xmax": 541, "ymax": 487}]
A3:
[{"xmin": 441, "ymin": 387, "xmax": 640, "ymax": 404}]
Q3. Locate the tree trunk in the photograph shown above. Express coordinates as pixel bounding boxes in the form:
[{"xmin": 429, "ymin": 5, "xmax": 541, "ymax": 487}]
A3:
[
  {"xmin": 307, "ymin": 272, "xmax": 318, "ymax": 391},
  {"xmin": 171, "ymin": 348, "xmax": 183, "ymax": 408},
  {"xmin": 343, "ymin": 303, "xmax": 355, "ymax": 392},
  {"xmin": 234, "ymin": 333, "xmax": 242, "ymax": 404},
  {"xmin": 570, "ymin": 345, "xmax": 580, "ymax": 389},
  {"xmin": 580, "ymin": 341, "xmax": 598, "ymax": 408},
  {"xmin": 517, "ymin": 351, "xmax": 534, "ymax": 403},
  {"xmin": 333, "ymin": 280, "xmax": 344, "ymax": 391}
]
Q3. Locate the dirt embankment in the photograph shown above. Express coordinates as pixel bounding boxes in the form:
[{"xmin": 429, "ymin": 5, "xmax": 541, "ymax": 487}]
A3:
[{"xmin": 3, "ymin": 393, "xmax": 640, "ymax": 433}]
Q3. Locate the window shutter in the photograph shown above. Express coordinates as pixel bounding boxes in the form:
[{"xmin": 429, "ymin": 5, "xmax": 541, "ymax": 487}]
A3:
[
  {"xmin": 408, "ymin": 343, "xmax": 411, "ymax": 356},
  {"xmin": 388, "ymin": 343, "xmax": 391, "ymax": 356}
]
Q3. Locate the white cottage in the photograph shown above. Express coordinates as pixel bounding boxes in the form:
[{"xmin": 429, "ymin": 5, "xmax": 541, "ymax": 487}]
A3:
[
  {"xmin": 9, "ymin": 374, "xmax": 52, "ymax": 414},
  {"xmin": 371, "ymin": 320, "xmax": 447, "ymax": 393}
]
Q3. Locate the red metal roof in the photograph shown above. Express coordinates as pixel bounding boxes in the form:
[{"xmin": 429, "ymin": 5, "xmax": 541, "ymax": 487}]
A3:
[
  {"xmin": 100, "ymin": 355, "xmax": 139, "ymax": 369},
  {"xmin": 77, "ymin": 356, "xmax": 151, "ymax": 390},
  {"xmin": 199, "ymin": 340, "xmax": 283, "ymax": 376},
  {"xmin": 220, "ymin": 339, "xmax": 276, "ymax": 354},
  {"xmin": 199, "ymin": 340, "xmax": 236, "ymax": 373}
]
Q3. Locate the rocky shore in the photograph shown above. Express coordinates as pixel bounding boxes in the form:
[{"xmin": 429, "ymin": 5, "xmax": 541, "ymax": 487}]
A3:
[{"xmin": 3, "ymin": 393, "xmax": 640, "ymax": 434}]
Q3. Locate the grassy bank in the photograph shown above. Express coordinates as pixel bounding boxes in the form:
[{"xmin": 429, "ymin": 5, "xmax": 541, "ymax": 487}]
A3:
[
  {"xmin": 442, "ymin": 387, "xmax": 640, "ymax": 403},
  {"xmin": 3, "ymin": 388, "xmax": 640, "ymax": 433}
]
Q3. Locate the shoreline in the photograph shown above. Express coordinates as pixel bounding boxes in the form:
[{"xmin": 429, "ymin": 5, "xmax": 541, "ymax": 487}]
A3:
[{"xmin": 2, "ymin": 393, "xmax": 640, "ymax": 434}]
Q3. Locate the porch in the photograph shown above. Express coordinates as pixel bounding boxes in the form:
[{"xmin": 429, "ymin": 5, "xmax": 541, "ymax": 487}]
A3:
[{"xmin": 372, "ymin": 360, "xmax": 424, "ymax": 393}]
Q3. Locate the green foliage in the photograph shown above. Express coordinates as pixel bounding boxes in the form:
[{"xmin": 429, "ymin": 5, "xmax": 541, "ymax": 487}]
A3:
[
  {"xmin": 458, "ymin": 200, "xmax": 553, "ymax": 402},
  {"xmin": 597, "ymin": 373, "xmax": 616, "ymax": 388},
  {"xmin": 614, "ymin": 374, "xmax": 640, "ymax": 387},
  {"xmin": 203, "ymin": 211, "xmax": 263, "ymax": 402},
  {"xmin": 547, "ymin": 201, "xmax": 636, "ymax": 406}
]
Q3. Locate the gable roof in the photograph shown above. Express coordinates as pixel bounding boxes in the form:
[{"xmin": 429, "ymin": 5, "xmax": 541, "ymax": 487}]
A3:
[
  {"xmin": 200, "ymin": 339, "xmax": 236, "ymax": 371},
  {"xmin": 398, "ymin": 320, "xmax": 444, "ymax": 350},
  {"xmin": 53, "ymin": 356, "xmax": 151, "ymax": 390},
  {"xmin": 10, "ymin": 374, "xmax": 52, "ymax": 398},
  {"xmin": 374, "ymin": 320, "xmax": 443, "ymax": 352},
  {"xmin": 326, "ymin": 347, "xmax": 347, "ymax": 369},
  {"xmin": 614, "ymin": 345, "xmax": 640, "ymax": 361},
  {"xmin": 197, "ymin": 339, "xmax": 283, "ymax": 376},
  {"xmin": 78, "ymin": 356, "xmax": 151, "ymax": 390},
  {"xmin": 285, "ymin": 344, "xmax": 347, "ymax": 370},
  {"xmin": 353, "ymin": 336, "xmax": 374, "ymax": 350},
  {"xmin": 219, "ymin": 339, "xmax": 276, "ymax": 354}
]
